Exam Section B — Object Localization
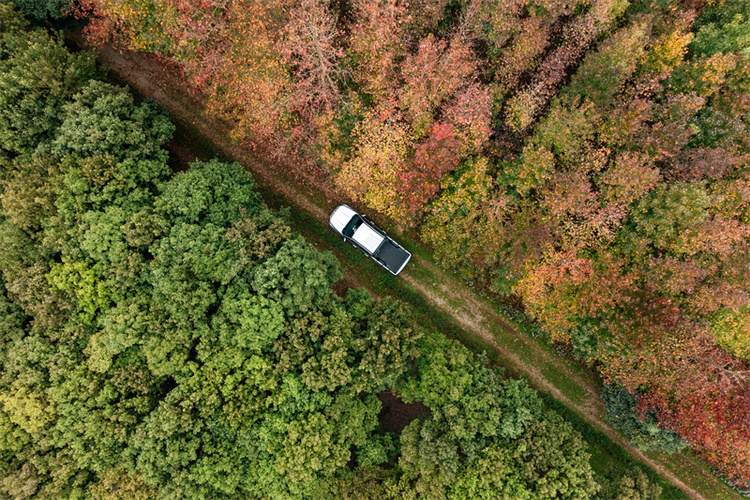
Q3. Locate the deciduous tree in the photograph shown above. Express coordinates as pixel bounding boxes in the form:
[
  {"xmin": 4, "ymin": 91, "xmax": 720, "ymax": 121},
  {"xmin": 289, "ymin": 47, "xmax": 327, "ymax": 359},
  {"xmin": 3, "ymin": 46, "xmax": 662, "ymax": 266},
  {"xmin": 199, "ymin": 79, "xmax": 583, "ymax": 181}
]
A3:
[
  {"xmin": 504, "ymin": 0, "xmax": 629, "ymax": 131},
  {"xmin": 335, "ymin": 105, "xmax": 414, "ymax": 225},
  {"xmin": 52, "ymin": 81, "xmax": 174, "ymax": 162},
  {"xmin": 0, "ymin": 18, "xmax": 97, "ymax": 154},
  {"xmin": 348, "ymin": 0, "xmax": 411, "ymax": 99},
  {"xmin": 399, "ymin": 34, "xmax": 477, "ymax": 137}
]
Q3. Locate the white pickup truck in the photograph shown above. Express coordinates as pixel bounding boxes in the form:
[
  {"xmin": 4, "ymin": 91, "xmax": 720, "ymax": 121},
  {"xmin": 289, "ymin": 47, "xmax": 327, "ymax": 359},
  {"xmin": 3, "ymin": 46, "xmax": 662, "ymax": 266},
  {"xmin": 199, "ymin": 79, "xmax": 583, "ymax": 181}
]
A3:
[{"xmin": 329, "ymin": 205, "xmax": 412, "ymax": 275}]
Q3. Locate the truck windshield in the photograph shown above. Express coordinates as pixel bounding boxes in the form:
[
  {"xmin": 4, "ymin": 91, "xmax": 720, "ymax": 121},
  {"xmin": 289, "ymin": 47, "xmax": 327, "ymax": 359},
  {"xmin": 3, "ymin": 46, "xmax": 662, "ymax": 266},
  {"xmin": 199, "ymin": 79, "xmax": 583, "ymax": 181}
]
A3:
[{"xmin": 342, "ymin": 215, "xmax": 363, "ymax": 237}]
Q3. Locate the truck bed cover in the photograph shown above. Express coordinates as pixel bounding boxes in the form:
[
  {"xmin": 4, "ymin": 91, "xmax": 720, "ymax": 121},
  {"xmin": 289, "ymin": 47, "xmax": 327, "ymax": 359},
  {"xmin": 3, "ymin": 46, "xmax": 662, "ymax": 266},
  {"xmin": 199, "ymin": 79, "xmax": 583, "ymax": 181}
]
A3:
[{"xmin": 375, "ymin": 240, "xmax": 411, "ymax": 274}]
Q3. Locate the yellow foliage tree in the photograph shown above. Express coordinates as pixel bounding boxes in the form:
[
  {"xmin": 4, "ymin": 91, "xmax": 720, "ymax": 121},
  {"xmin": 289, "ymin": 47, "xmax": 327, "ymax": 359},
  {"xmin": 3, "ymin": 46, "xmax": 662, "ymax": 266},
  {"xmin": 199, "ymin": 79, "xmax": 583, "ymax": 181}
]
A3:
[{"xmin": 335, "ymin": 107, "xmax": 414, "ymax": 226}]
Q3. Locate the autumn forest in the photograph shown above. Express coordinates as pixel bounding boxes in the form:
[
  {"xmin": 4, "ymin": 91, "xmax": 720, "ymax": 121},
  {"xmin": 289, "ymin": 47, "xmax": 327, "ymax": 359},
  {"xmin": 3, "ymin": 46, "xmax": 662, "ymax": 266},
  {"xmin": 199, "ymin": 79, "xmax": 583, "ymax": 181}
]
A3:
[{"xmin": 1, "ymin": 0, "xmax": 750, "ymax": 498}]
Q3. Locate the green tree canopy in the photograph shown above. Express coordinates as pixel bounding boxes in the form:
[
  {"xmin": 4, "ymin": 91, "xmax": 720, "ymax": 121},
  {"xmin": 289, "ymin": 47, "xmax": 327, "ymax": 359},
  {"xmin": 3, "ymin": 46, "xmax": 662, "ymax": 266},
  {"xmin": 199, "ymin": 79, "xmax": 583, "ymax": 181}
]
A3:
[
  {"xmin": 51, "ymin": 80, "xmax": 174, "ymax": 162},
  {"xmin": 8, "ymin": 0, "xmax": 69, "ymax": 20},
  {"xmin": 394, "ymin": 333, "xmax": 596, "ymax": 500},
  {"xmin": 0, "ymin": 9, "xmax": 97, "ymax": 154}
]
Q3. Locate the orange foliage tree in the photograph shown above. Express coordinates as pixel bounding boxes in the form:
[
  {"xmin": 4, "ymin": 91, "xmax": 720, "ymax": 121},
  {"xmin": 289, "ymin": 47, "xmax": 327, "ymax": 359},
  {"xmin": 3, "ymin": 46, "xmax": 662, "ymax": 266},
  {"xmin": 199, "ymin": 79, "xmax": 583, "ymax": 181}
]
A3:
[{"xmin": 73, "ymin": 0, "xmax": 231, "ymax": 88}]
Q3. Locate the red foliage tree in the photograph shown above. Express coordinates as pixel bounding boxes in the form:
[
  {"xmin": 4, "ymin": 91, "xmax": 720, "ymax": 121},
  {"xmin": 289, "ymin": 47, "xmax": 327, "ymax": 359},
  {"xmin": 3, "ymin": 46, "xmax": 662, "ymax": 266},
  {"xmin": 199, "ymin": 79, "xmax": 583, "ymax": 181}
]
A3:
[
  {"xmin": 601, "ymin": 291, "xmax": 750, "ymax": 487},
  {"xmin": 399, "ymin": 34, "xmax": 477, "ymax": 137},
  {"xmin": 540, "ymin": 170, "xmax": 598, "ymax": 223},
  {"xmin": 403, "ymin": 122, "xmax": 462, "ymax": 214},
  {"xmin": 444, "ymin": 82, "xmax": 493, "ymax": 147},
  {"xmin": 638, "ymin": 93, "xmax": 706, "ymax": 162},
  {"xmin": 348, "ymin": 0, "xmax": 411, "ymax": 99},
  {"xmin": 278, "ymin": 0, "xmax": 344, "ymax": 117},
  {"xmin": 669, "ymin": 147, "xmax": 738, "ymax": 182}
]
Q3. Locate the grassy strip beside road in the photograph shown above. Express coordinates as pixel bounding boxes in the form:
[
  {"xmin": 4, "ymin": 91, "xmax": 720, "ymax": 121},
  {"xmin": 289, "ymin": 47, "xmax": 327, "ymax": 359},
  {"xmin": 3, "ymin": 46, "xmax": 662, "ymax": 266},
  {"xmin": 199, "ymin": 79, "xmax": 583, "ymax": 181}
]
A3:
[{"xmin": 74, "ymin": 36, "xmax": 743, "ymax": 500}]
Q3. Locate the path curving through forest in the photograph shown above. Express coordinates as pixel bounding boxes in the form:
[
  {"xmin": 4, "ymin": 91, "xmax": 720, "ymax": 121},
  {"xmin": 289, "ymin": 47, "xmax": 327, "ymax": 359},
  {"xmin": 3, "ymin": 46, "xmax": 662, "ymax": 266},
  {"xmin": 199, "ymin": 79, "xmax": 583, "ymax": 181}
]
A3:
[{"xmin": 65, "ymin": 32, "xmax": 714, "ymax": 500}]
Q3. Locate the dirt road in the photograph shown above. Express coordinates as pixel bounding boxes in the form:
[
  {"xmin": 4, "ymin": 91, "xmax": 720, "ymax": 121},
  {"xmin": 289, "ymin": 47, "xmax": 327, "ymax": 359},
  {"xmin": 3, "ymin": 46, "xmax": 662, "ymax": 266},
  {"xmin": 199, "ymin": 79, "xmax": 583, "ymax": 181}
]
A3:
[{"xmin": 67, "ymin": 33, "xmax": 723, "ymax": 500}]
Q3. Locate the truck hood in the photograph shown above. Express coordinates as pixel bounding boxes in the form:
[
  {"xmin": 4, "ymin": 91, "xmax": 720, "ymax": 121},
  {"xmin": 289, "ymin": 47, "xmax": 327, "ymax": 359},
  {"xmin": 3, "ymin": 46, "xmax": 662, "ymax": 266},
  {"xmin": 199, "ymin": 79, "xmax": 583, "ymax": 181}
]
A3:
[{"xmin": 329, "ymin": 204, "xmax": 358, "ymax": 233}]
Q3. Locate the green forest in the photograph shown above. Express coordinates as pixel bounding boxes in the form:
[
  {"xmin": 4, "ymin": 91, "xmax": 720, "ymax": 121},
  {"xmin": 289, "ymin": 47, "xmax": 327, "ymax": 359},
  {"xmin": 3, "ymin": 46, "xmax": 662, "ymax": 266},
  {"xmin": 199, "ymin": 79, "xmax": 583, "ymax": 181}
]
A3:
[{"xmin": 1, "ymin": 0, "xmax": 749, "ymax": 498}]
